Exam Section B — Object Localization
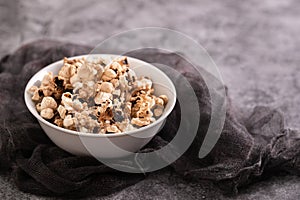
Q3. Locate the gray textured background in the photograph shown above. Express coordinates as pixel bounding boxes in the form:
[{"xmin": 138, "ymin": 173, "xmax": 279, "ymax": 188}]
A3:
[{"xmin": 0, "ymin": 0, "xmax": 299, "ymax": 199}]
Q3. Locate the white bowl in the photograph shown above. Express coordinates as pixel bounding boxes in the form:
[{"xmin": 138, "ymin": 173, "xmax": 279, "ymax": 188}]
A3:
[{"xmin": 24, "ymin": 54, "xmax": 176, "ymax": 158}]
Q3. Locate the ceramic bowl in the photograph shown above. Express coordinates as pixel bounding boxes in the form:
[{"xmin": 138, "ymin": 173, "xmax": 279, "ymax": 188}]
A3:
[{"xmin": 24, "ymin": 54, "xmax": 176, "ymax": 158}]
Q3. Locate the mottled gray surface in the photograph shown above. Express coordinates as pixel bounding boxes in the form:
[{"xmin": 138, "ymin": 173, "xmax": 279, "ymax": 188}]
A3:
[{"xmin": 0, "ymin": 0, "xmax": 299, "ymax": 199}]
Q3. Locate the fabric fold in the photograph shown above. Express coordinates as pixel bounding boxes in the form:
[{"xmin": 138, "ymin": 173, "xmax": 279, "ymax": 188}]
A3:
[{"xmin": 0, "ymin": 40, "xmax": 298, "ymax": 198}]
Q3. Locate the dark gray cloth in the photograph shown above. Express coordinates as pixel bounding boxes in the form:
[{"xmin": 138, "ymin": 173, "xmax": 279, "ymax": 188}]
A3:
[{"xmin": 0, "ymin": 40, "xmax": 299, "ymax": 198}]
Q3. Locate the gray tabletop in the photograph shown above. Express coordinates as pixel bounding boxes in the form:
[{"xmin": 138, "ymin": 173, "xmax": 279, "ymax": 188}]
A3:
[{"xmin": 1, "ymin": 0, "xmax": 299, "ymax": 199}]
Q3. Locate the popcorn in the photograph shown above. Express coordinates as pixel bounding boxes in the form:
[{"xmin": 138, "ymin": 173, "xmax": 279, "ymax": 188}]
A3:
[
  {"xmin": 29, "ymin": 86, "xmax": 42, "ymax": 102},
  {"xmin": 159, "ymin": 95, "xmax": 168, "ymax": 105},
  {"xmin": 154, "ymin": 107, "xmax": 163, "ymax": 117},
  {"xmin": 131, "ymin": 117, "xmax": 152, "ymax": 127},
  {"xmin": 40, "ymin": 72, "xmax": 55, "ymax": 96},
  {"xmin": 29, "ymin": 56, "xmax": 168, "ymax": 134},
  {"xmin": 100, "ymin": 82, "xmax": 114, "ymax": 93},
  {"xmin": 59, "ymin": 58, "xmax": 81, "ymax": 82},
  {"xmin": 102, "ymin": 69, "xmax": 117, "ymax": 81},
  {"xmin": 135, "ymin": 77, "xmax": 152, "ymax": 90},
  {"xmin": 74, "ymin": 112, "xmax": 99, "ymax": 133},
  {"xmin": 57, "ymin": 105, "xmax": 66, "ymax": 119},
  {"xmin": 110, "ymin": 79, "xmax": 119, "ymax": 88},
  {"xmin": 41, "ymin": 72, "xmax": 54, "ymax": 87},
  {"xmin": 94, "ymin": 92, "xmax": 113, "ymax": 105},
  {"xmin": 106, "ymin": 124, "xmax": 121, "ymax": 133},
  {"xmin": 28, "ymin": 85, "xmax": 38, "ymax": 95},
  {"xmin": 40, "ymin": 97, "xmax": 57, "ymax": 110},
  {"xmin": 73, "ymin": 99, "xmax": 88, "ymax": 111},
  {"xmin": 155, "ymin": 97, "xmax": 165, "ymax": 106},
  {"xmin": 63, "ymin": 115, "xmax": 75, "ymax": 127},
  {"xmin": 61, "ymin": 92, "xmax": 73, "ymax": 111},
  {"xmin": 32, "ymin": 90, "xmax": 41, "ymax": 101},
  {"xmin": 40, "ymin": 108, "xmax": 54, "ymax": 119},
  {"xmin": 54, "ymin": 116, "xmax": 63, "ymax": 127}
]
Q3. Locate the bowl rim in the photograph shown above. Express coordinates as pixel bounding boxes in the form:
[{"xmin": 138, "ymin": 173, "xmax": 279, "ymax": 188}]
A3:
[{"xmin": 24, "ymin": 54, "xmax": 177, "ymax": 138}]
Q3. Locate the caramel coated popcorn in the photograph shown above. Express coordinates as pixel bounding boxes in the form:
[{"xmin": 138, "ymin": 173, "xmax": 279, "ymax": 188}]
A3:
[{"xmin": 29, "ymin": 56, "xmax": 168, "ymax": 134}]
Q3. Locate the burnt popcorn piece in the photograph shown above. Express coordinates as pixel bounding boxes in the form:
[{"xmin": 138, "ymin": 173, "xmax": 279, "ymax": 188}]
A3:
[
  {"xmin": 64, "ymin": 88, "xmax": 73, "ymax": 94},
  {"xmin": 38, "ymin": 89, "xmax": 44, "ymax": 97},
  {"xmin": 54, "ymin": 76, "xmax": 64, "ymax": 89},
  {"xmin": 122, "ymin": 57, "xmax": 128, "ymax": 65}
]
